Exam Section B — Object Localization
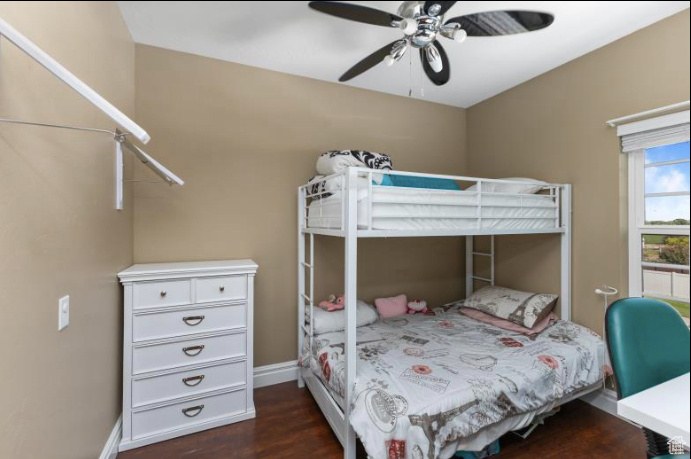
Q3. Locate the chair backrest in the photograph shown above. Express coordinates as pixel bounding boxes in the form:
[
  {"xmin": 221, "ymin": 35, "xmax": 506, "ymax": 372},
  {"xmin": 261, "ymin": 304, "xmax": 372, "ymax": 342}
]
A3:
[{"xmin": 606, "ymin": 297, "xmax": 690, "ymax": 399}]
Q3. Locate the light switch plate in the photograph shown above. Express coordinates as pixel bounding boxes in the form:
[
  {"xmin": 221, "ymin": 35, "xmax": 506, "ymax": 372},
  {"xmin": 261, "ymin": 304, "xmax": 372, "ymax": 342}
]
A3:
[{"xmin": 58, "ymin": 295, "xmax": 69, "ymax": 331}]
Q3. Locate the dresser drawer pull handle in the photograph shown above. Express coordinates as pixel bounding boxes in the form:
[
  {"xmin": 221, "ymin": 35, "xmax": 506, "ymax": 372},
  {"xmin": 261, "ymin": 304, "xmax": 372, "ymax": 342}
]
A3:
[
  {"xmin": 182, "ymin": 315, "xmax": 205, "ymax": 326},
  {"xmin": 182, "ymin": 375, "xmax": 205, "ymax": 387},
  {"xmin": 219, "ymin": 286, "xmax": 225, "ymax": 293},
  {"xmin": 160, "ymin": 291, "xmax": 167, "ymax": 298},
  {"xmin": 182, "ymin": 405, "xmax": 205, "ymax": 418},
  {"xmin": 182, "ymin": 345, "xmax": 205, "ymax": 356}
]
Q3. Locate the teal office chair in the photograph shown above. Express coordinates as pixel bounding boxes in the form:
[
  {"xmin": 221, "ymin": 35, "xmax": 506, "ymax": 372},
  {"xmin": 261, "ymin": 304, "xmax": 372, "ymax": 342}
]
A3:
[{"xmin": 606, "ymin": 298, "xmax": 690, "ymax": 459}]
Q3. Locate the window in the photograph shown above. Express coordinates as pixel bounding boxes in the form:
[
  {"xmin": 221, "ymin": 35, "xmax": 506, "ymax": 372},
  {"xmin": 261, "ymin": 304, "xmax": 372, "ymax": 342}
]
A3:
[{"xmin": 629, "ymin": 139, "xmax": 690, "ymax": 321}]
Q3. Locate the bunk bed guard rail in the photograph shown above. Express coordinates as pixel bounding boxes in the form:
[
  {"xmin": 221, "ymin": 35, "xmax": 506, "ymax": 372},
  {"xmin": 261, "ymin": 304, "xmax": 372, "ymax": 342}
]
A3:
[{"xmin": 299, "ymin": 168, "xmax": 568, "ymax": 237}]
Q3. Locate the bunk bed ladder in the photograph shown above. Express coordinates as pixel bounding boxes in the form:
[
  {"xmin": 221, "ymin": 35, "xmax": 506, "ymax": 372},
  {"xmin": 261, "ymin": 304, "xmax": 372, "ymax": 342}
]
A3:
[
  {"xmin": 465, "ymin": 235, "xmax": 495, "ymax": 296},
  {"xmin": 301, "ymin": 236, "xmax": 315, "ymax": 346},
  {"xmin": 297, "ymin": 188, "xmax": 315, "ymax": 388},
  {"xmin": 560, "ymin": 184, "xmax": 572, "ymax": 321}
]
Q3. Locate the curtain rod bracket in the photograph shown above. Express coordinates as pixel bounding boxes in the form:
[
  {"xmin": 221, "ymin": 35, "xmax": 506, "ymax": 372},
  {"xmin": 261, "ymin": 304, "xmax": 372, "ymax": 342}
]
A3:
[
  {"xmin": 0, "ymin": 117, "xmax": 183, "ymax": 211},
  {"xmin": 114, "ymin": 132, "xmax": 131, "ymax": 143}
]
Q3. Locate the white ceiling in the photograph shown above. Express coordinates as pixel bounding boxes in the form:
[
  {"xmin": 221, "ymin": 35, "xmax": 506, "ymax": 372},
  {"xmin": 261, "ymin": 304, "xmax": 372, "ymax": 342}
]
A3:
[{"xmin": 118, "ymin": 1, "xmax": 690, "ymax": 108}]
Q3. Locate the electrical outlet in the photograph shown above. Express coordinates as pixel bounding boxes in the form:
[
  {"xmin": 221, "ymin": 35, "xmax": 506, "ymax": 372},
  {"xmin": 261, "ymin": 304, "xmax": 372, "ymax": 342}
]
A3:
[{"xmin": 58, "ymin": 295, "xmax": 69, "ymax": 331}]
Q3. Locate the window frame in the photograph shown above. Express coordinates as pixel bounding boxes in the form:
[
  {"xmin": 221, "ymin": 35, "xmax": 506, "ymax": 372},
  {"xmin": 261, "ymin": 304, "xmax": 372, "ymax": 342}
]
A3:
[{"xmin": 628, "ymin": 145, "xmax": 690, "ymax": 306}]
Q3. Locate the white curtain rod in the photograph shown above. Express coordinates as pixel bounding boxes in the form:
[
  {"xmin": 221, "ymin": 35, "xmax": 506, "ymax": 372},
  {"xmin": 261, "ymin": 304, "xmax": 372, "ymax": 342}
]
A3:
[
  {"xmin": 0, "ymin": 17, "xmax": 150, "ymax": 144},
  {"xmin": 606, "ymin": 100, "xmax": 690, "ymax": 127}
]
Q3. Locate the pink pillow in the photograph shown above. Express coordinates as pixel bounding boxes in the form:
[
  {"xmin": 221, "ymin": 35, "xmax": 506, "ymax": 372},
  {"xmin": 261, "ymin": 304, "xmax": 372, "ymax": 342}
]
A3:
[
  {"xmin": 459, "ymin": 307, "xmax": 558, "ymax": 336},
  {"xmin": 375, "ymin": 294, "xmax": 408, "ymax": 319}
]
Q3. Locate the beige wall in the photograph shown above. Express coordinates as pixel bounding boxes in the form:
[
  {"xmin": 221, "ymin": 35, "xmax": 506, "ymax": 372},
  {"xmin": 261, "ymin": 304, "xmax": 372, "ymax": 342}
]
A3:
[
  {"xmin": 133, "ymin": 45, "xmax": 467, "ymax": 366},
  {"xmin": 467, "ymin": 10, "xmax": 690, "ymax": 335},
  {"xmin": 2, "ymin": 5, "xmax": 685, "ymax": 455},
  {"xmin": 0, "ymin": 2, "xmax": 134, "ymax": 458}
]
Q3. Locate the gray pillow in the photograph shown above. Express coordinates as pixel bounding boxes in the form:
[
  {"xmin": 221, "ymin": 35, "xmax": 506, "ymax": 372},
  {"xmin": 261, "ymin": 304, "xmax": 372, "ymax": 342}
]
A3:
[{"xmin": 463, "ymin": 285, "xmax": 558, "ymax": 329}]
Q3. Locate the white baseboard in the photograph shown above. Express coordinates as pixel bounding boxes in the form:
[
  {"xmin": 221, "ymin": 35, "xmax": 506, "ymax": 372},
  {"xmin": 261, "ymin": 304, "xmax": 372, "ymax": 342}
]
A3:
[
  {"xmin": 102, "ymin": 361, "xmax": 298, "ymax": 457},
  {"xmin": 253, "ymin": 360, "xmax": 299, "ymax": 388},
  {"xmin": 99, "ymin": 415, "xmax": 122, "ymax": 459},
  {"xmin": 581, "ymin": 388, "xmax": 619, "ymax": 418}
]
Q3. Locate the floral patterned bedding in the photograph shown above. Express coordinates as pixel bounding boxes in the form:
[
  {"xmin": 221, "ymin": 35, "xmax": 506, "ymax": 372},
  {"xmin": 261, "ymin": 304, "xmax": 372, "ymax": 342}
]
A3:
[{"xmin": 301, "ymin": 305, "xmax": 604, "ymax": 459}]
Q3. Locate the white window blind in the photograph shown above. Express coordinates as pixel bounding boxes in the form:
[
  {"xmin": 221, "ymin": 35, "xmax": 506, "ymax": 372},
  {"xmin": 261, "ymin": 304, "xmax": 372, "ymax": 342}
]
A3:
[
  {"xmin": 617, "ymin": 110, "xmax": 690, "ymax": 153},
  {"xmin": 621, "ymin": 124, "xmax": 690, "ymax": 152}
]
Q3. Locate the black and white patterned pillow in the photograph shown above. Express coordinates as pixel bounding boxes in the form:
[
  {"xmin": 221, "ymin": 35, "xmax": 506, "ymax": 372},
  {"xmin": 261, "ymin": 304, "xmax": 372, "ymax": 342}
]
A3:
[
  {"xmin": 308, "ymin": 150, "xmax": 393, "ymax": 200},
  {"xmin": 463, "ymin": 286, "xmax": 558, "ymax": 329},
  {"xmin": 322, "ymin": 150, "xmax": 393, "ymax": 171}
]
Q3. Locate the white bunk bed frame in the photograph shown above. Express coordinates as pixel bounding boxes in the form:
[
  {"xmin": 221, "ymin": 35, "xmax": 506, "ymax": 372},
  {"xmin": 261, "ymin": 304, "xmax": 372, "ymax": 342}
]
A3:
[{"xmin": 297, "ymin": 167, "xmax": 591, "ymax": 459}]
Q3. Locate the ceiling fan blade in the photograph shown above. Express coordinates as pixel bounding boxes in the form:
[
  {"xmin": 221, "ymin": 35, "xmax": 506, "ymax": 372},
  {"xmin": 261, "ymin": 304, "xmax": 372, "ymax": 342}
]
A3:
[
  {"xmin": 309, "ymin": 1, "xmax": 402, "ymax": 27},
  {"xmin": 445, "ymin": 10, "xmax": 554, "ymax": 36},
  {"xmin": 339, "ymin": 40, "xmax": 401, "ymax": 82},
  {"xmin": 423, "ymin": 1, "xmax": 457, "ymax": 16},
  {"xmin": 420, "ymin": 40, "xmax": 450, "ymax": 86}
]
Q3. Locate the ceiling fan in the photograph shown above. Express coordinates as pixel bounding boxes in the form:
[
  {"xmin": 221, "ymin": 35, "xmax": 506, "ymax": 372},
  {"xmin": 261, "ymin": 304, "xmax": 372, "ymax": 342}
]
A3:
[{"xmin": 308, "ymin": 1, "xmax": 554, "ymax": 86}]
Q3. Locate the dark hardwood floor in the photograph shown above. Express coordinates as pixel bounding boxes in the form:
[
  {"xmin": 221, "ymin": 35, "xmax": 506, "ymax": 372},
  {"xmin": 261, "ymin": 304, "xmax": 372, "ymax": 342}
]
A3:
[{"xmin": 119, "ymin": 382, "xmax": 645, "ymax": 459}]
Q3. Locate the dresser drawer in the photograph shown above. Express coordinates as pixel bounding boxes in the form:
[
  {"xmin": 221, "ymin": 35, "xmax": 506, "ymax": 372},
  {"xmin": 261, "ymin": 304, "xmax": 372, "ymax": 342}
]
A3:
[
  {"xmin": 132, "ymin": 388, "xmax": 247, "ymax": 440},
  {"xmin": 132, "ymin": 332, "xmax": 246, "ymax": 375},
  {"xmin": 133, "ymin": 303, "xmax": 247, "ymax": 342},
  {"xmin": 134, "ymin": 280, "xmax": 192, "ymax": 310},
  {"xmin": 196, "ymin": 275, "xmax": 247, "ymax": 304},
  {"xmin": 132, "ymin": 360, "xmax": 247, "ymax": 408}
]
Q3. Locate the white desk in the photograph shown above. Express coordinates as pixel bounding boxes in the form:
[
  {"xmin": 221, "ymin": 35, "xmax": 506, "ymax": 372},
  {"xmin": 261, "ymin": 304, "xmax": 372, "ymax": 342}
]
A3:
[{"xmin": 618, "ymin": 373, "xmax": 690, "ymax": 447}]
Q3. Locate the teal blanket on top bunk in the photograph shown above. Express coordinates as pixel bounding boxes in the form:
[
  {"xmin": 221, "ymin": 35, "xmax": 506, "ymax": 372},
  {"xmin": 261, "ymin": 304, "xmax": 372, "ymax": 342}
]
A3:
[{"xmin": 381, "ymin": 173, "xmax": 462, "ymax": 191}]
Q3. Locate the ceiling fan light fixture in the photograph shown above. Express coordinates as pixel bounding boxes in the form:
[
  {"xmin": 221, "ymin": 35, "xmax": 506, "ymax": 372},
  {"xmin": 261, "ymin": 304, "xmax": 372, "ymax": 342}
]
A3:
[
  {"xmin": 427, "ymin": 3, "xmax": 442, "ymax": 16},
  {"xmin": 398, "ymin": 18, "xmax": 418, "ymax": 35},
  {"xmin": 386, "ymin": 40, "xmax": 409, "ymax": 67},
  {"xmin": 424, "ymin": 45, "xmax": 443, "ymax": 73},
  {"xmin": 440, "ymin": 23, "xmax": 466, "ymax": 43},
  {"xmin": 453, "ymin": 28, "xmax": 467, "ymax": 43}
]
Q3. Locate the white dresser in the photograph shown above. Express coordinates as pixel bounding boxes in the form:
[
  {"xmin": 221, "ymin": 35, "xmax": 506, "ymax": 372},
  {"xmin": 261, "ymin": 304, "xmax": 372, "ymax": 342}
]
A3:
[{"xmin": 117, "ymin": 260, "xmax": 258, "ymax": 451}]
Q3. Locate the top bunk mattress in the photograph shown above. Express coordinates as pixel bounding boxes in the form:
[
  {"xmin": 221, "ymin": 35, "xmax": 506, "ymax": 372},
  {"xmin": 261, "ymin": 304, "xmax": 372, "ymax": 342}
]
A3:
[
  {"xmin": 306, "ymin": 184, "xmax": 559, "ymax": 231},
  {"xmin": 301, "ymin": 307, "xmax": 604, "ymax": 459}
]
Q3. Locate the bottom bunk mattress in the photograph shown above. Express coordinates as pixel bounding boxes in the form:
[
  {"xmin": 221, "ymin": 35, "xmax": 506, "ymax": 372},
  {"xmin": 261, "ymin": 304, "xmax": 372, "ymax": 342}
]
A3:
[{"xmin": 301, "ymin": 306, "xmax": 605, "ymax": 459}]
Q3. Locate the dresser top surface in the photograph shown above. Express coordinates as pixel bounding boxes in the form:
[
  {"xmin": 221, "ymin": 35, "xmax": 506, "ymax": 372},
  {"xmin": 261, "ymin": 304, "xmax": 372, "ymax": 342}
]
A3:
[{"xmin": 119, "ymin": 259, "xmax": 258, "ymax": 281}]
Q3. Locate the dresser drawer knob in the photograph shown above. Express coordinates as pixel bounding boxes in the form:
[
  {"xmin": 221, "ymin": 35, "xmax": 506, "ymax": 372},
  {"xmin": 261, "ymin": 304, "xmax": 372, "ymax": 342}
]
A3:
[
  {"xmin": 182, "ymin": 375, "xmax": 205, "ymax": 387},
  {"xmin": 219, "ymin": 286, "xmax": 225, "ymax": 293},
  {"xmin": 182, "ymin": 315, "xmax": 205, "ymax": 326},
  {"xmin": 160, "ymin": 291, "xmax": 167, "ymax": 298},
  {"xmin": 182, "ymin": 345, "xmax": 205, "ymax": 356},
  {"xmin": 182, "ymin": 404, "xmax": 205, "ymax": 418}
]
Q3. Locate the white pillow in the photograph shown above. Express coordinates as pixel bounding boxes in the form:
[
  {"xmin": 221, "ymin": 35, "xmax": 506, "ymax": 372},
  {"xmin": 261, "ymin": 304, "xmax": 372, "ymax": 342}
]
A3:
[
  {"xmin": 466, "ymin": 178, "xmax": 547, "ymax": 194},
  {"xmin": 307, "ymin": 300, "xmax": 379, "ymax": 335}
]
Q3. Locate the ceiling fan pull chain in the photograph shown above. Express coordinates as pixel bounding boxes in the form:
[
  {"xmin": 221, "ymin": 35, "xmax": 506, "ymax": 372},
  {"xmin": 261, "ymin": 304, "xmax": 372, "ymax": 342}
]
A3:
[
  {"xmin": 408, "ymin": 49, "xmax": 413, "ymax": 97},
  {"xmin": 419, "ymin": 53, "xmax": 425, "ymax": 98}
]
